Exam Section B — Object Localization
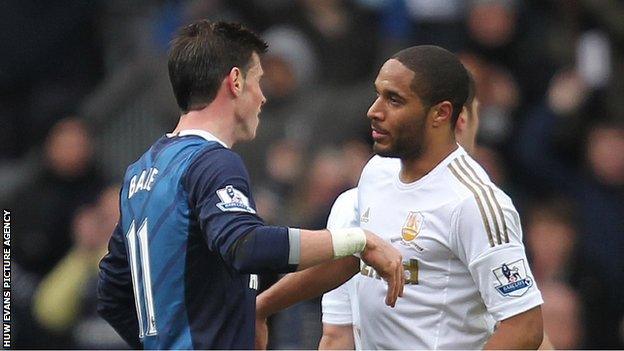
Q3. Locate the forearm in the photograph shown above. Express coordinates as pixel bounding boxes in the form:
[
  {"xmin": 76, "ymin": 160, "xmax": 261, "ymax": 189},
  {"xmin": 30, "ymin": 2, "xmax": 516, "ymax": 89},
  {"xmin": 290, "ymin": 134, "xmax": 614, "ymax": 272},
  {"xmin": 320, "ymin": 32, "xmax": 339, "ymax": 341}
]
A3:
[
  {"xmin": 256, "ymin": 256, "xmax": 359, "ymax": 318},
  {"xmin": 484, "ymin": 306, "xmax": 543, "ymax": 349},
  {"xmin": 229, "ymin": 227, "xmax": 359, "ymax": 273},
  {"xmin": 297, "ymin": 229, "xmax": 334, "ymax": 270}
]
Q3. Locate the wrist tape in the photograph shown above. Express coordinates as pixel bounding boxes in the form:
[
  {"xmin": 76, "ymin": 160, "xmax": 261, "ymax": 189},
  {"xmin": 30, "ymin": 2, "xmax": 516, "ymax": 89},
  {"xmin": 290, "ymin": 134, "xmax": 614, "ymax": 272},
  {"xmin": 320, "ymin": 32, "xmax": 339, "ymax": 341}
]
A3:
[{"xmin": 329, "ymin": 227, "xmax": 367, "ymax": 258}]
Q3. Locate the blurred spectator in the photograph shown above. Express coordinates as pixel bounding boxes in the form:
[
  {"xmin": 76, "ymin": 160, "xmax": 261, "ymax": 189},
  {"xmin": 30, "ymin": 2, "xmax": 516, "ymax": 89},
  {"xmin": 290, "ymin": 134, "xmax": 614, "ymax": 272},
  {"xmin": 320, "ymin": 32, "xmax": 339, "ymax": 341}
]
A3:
[
  {"xmin": 465, "ymin": 0, "xmax": 556, "ymax": 106},
  {"xmin": 473, "ymin": 145, "xmax": 507, "ymax": 188},
  {"xmin": 10, "ymin": 117, "xmax": 103, "ymax": 275},
  {"xmin": 459, "ymin": 52, "xmax": 520, "ymax": 147},
  {"xmin": 7, "ymin": 117, "xmax": 105, "ymax": 348},
  {"xmin": 340, "ymin": 139, "xmax": 373, "ymax": 187},
  {"xmin": 303, "ymin": 154, "xmax": 342, "ymax": 225},
  {"xmin": 523, "ymin": 197, "xmax": 583, "ymax": 349},
  {"xmin": 516, "ymin": 100, "xmax": 624, "ymax": 347},
  {"xmin": 11, "ymin": 117, "xmax": 105, "ymax": 277},
  {"xmin": 264, "ymin": 139, "xmax": 305, "ymax": 199},
  {"xmin": 541, "ymin": 281, "xmax": 583, "ymax": 349},
  {"xmin": 525, "ymin": 198, "xmax": 578, "ymax": 284},
  {"xmin": 586, "ymin": 124, "xmax": 624, "ymax": 187},
  {"xmin": 33, "ymin": 185, "xmax": 127, "ymax": 349},
  {"xmin": 294, "ymin": 148, "xmax": 353, "ymax": 229}
]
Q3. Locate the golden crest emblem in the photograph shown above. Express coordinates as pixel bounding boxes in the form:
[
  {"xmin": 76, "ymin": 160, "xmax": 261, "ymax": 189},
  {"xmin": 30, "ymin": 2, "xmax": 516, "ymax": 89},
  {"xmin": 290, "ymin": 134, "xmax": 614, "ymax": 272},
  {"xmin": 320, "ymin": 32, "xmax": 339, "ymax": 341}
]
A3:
[{"xmin": 401, "ymin": 211, "xmax": 424, "ymax": 242}]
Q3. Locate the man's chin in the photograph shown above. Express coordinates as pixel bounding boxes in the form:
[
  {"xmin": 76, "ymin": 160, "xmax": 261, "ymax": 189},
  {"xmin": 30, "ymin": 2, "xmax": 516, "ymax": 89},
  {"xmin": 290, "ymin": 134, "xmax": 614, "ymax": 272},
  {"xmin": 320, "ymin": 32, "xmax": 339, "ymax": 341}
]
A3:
[
  {"xmin": 243, "ymin": 133, "xmax": 257, "ymax": 142},
  {"xmin": 373, "ymin": 143, "xmax": 397, "ymax": 158}
]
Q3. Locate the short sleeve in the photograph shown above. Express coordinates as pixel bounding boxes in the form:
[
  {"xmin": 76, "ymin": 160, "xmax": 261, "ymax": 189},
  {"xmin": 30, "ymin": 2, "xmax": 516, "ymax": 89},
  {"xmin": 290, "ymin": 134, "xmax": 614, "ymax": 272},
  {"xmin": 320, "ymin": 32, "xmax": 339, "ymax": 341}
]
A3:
[
  {"xmin": 322, "ymin": 278, "xmax": 354, "ymax": 325},
  {"xmin": 184, "ymin": 148, "xmax": 267, "ymax": 260},
  {"xmin": 327, "ymin": 188, "xmax": 359, "ymax": 230},
  {"xmin": 451, "ymin": 195, "xmax": 543, "ymax": 321}
]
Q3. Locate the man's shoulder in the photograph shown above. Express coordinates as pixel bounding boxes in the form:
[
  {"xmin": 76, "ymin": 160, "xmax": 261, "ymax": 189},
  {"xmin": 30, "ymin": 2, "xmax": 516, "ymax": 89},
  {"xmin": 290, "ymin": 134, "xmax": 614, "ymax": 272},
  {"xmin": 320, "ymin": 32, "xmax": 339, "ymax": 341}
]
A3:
[
  {"xmin": 444, "ymin": 154, "xmax": 517, "ymax": 227},
  {"xmin": 177, "ymin": 141, "xmax": 246, "ymax": 177},
  {"xmin": 333, "ymin": 188, "xmax": 358, "ymax": 208}
]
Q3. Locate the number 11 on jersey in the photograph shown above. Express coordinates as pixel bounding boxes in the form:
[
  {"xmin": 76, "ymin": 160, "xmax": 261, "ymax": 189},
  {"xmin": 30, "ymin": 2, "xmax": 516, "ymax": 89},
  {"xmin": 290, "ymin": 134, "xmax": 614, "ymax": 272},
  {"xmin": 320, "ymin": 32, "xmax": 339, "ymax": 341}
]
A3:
[{"xmin": 126, "ymin": 219, "xmax": 158, "ymax": 338}]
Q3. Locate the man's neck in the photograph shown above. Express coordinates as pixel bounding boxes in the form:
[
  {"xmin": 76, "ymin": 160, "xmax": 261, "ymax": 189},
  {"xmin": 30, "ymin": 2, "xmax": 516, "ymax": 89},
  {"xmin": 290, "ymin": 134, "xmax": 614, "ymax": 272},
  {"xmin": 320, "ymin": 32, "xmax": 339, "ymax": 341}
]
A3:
[
  {"xmin": 399, "ymin": 139, "xmax": 458, "ymax": 183},
  {"xmin": 172, "ymin": 104, "xmax": 236, "ymax": 147}
]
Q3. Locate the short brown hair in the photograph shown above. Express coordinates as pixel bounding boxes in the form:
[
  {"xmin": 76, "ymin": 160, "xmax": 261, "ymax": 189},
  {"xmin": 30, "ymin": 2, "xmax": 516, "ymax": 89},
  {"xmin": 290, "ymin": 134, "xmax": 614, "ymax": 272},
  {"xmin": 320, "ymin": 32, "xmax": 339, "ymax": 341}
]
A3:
[{"xmin": 168, "ymin": 20, "xmax": 268, "ymax": 112}]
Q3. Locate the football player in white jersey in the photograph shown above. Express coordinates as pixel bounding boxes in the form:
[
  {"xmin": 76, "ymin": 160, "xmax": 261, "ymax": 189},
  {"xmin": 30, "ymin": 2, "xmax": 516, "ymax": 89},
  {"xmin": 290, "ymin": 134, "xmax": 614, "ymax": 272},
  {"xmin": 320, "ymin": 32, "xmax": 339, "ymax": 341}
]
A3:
[
  {"xmin": 257, "ymin": 45, "xmax": 543, "ymax": 349},
  {"xmin": 319, "ymin": 77, "xmax": 480, "ymax": 350}
]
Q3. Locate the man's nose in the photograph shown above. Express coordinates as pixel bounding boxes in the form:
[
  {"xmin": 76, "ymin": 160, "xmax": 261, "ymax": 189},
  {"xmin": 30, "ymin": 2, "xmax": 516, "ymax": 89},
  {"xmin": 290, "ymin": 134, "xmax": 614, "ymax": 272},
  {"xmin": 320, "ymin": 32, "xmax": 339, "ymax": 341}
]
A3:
[{"xmin": 367, "ymin": 98, "xmax": 383, "ymax": 120}]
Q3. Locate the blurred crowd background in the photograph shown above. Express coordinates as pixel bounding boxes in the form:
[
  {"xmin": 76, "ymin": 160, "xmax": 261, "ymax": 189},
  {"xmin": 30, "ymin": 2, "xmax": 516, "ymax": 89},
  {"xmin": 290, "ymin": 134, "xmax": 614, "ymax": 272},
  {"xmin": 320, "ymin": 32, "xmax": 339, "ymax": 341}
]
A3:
[{"xmin": 1, "ymin": 0, "xmax": 623, "ymax": 349}]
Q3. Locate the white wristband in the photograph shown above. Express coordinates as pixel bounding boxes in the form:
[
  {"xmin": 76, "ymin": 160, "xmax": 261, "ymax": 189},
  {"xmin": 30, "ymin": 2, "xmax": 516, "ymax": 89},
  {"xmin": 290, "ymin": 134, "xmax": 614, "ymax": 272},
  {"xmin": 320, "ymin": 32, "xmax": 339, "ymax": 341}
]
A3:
[{"xmin": 329, "ymin": 227, "xmax": 367, "ymax": 258}]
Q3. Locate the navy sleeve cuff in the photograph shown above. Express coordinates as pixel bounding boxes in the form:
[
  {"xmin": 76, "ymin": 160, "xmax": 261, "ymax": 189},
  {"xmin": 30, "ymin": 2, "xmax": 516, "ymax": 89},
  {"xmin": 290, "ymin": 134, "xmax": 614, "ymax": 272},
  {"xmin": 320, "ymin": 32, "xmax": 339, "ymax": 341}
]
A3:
[{"xmin": 229, "ymin": 226, "xmax": 297, "ymax": 274}]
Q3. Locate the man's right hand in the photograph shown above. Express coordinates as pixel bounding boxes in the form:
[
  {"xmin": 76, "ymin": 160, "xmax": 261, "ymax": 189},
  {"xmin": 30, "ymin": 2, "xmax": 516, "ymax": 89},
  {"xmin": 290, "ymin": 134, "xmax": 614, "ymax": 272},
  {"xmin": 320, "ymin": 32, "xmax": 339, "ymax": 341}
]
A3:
[{"xmin": 361, "ymin": 230, "xmax": 404, "ymax": 307}]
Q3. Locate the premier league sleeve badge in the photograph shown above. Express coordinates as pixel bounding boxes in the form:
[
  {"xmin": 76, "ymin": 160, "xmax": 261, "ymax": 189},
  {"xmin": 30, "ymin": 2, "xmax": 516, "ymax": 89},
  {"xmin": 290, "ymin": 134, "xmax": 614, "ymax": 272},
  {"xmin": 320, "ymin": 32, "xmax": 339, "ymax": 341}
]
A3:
[{"xmin": 492, "ymin": 259, "xmax": 534, "ymax": 297}]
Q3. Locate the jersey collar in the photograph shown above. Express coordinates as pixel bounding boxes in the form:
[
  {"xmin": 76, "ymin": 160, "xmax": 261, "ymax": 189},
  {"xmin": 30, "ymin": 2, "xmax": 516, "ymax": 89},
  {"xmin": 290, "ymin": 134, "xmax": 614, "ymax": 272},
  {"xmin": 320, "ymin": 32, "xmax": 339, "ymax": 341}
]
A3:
[
  {"xmin": 166, "ymin": 129, "xmax": 229, "ymax": 148},
  {"xmin": 394, "ymin": 144, "xmax": 466, "ymax": 190}
]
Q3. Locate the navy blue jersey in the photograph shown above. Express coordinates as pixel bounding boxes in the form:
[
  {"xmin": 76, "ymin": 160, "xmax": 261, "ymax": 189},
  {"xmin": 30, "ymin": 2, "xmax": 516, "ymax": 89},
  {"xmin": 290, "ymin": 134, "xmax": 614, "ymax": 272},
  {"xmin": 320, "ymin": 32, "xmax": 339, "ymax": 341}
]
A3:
[{"xmin": 98, "ymin": 131, "xmax": 296, "ymax": 349}]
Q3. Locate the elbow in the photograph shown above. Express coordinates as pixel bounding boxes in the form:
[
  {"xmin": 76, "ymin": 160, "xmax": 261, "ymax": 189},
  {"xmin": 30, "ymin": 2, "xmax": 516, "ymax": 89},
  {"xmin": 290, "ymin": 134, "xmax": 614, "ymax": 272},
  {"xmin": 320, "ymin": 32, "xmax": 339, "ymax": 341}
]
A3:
[
  {"xmin": 231, "ymin": 255, "xmax": 256, "ymax": 274},
  {"xmin": 527, "ymin": 326, "xmax": 544, "ymax": 350},
  {"xmin": 228, "ymin": 232, "xmax": 258, "ymax": 273},
  {"xmin": 494, "ymin": 306, "xmax": 544, "ymax": 349},
  {"xmin": 227, "ymin": 227, "xmax": 292, "ymax": 274}
]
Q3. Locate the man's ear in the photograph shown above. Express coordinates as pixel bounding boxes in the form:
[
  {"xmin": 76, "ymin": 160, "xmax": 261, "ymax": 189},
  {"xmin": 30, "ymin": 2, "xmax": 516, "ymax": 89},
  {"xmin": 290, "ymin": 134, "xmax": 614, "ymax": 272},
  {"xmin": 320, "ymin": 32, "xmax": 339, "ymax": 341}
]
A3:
[
  {"xmin": 227, "ymin": 67, "xmax": 244, "ymax": 97},
  {"xmin": 432, "ymin": 101, "xmax": 453, "ymax": 127}
]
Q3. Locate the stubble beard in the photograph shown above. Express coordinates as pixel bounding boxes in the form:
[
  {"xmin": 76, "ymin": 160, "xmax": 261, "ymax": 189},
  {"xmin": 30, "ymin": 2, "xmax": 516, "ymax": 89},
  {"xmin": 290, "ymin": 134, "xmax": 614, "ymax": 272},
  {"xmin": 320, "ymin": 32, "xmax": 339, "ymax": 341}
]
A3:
[{"xmin": 374, "ymin": 118, "xmax": 426, "ymax": 160}]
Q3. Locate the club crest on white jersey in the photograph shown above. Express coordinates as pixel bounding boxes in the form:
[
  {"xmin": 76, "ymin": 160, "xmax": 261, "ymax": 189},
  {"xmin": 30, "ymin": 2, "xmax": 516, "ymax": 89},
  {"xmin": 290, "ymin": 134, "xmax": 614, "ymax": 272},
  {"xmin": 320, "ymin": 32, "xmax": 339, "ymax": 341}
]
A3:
[{"xmin": 390, "ymin": 211, "xmax": 425, "ymax": 252}]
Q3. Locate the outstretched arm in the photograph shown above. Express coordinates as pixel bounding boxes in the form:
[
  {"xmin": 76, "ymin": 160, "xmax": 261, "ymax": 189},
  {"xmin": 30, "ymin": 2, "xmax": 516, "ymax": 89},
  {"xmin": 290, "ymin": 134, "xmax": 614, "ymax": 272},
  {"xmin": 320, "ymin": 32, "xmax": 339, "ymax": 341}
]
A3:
[{"xmin": 256, "ymin": 227, "xmax": 404, "ymax": 315}]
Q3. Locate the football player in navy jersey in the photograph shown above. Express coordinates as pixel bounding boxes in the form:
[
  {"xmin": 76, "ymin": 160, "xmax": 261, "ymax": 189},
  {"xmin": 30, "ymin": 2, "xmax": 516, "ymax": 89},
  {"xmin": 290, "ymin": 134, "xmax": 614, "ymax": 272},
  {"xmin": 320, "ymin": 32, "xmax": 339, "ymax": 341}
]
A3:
[{"xmin": 97, "ymin": 20, "xmax": 404, "ymax": 350}]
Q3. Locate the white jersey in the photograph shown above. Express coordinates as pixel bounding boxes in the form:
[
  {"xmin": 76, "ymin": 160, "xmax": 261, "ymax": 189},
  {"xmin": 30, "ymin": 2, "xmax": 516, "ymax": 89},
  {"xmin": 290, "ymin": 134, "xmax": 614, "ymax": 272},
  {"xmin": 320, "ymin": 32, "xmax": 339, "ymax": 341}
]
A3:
[
  {"xmin": 321, "ymin": 188, "xmax": 362, "ymax": 350},
  {"xmin": 357, "ymin": 146, "xmax": 543, "ymax": 350}
]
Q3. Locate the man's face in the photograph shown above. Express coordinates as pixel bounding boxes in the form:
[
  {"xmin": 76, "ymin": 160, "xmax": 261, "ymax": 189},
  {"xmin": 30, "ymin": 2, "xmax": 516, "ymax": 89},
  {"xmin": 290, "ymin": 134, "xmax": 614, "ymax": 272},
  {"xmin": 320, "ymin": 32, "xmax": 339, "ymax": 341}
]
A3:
[
  {"xmin": 236, "ymin": 53, "xmax": 266, "ymax": 141},
  {"xmin": 367, "ymin": 59, "xmax": 429, "ymax": 159}
]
